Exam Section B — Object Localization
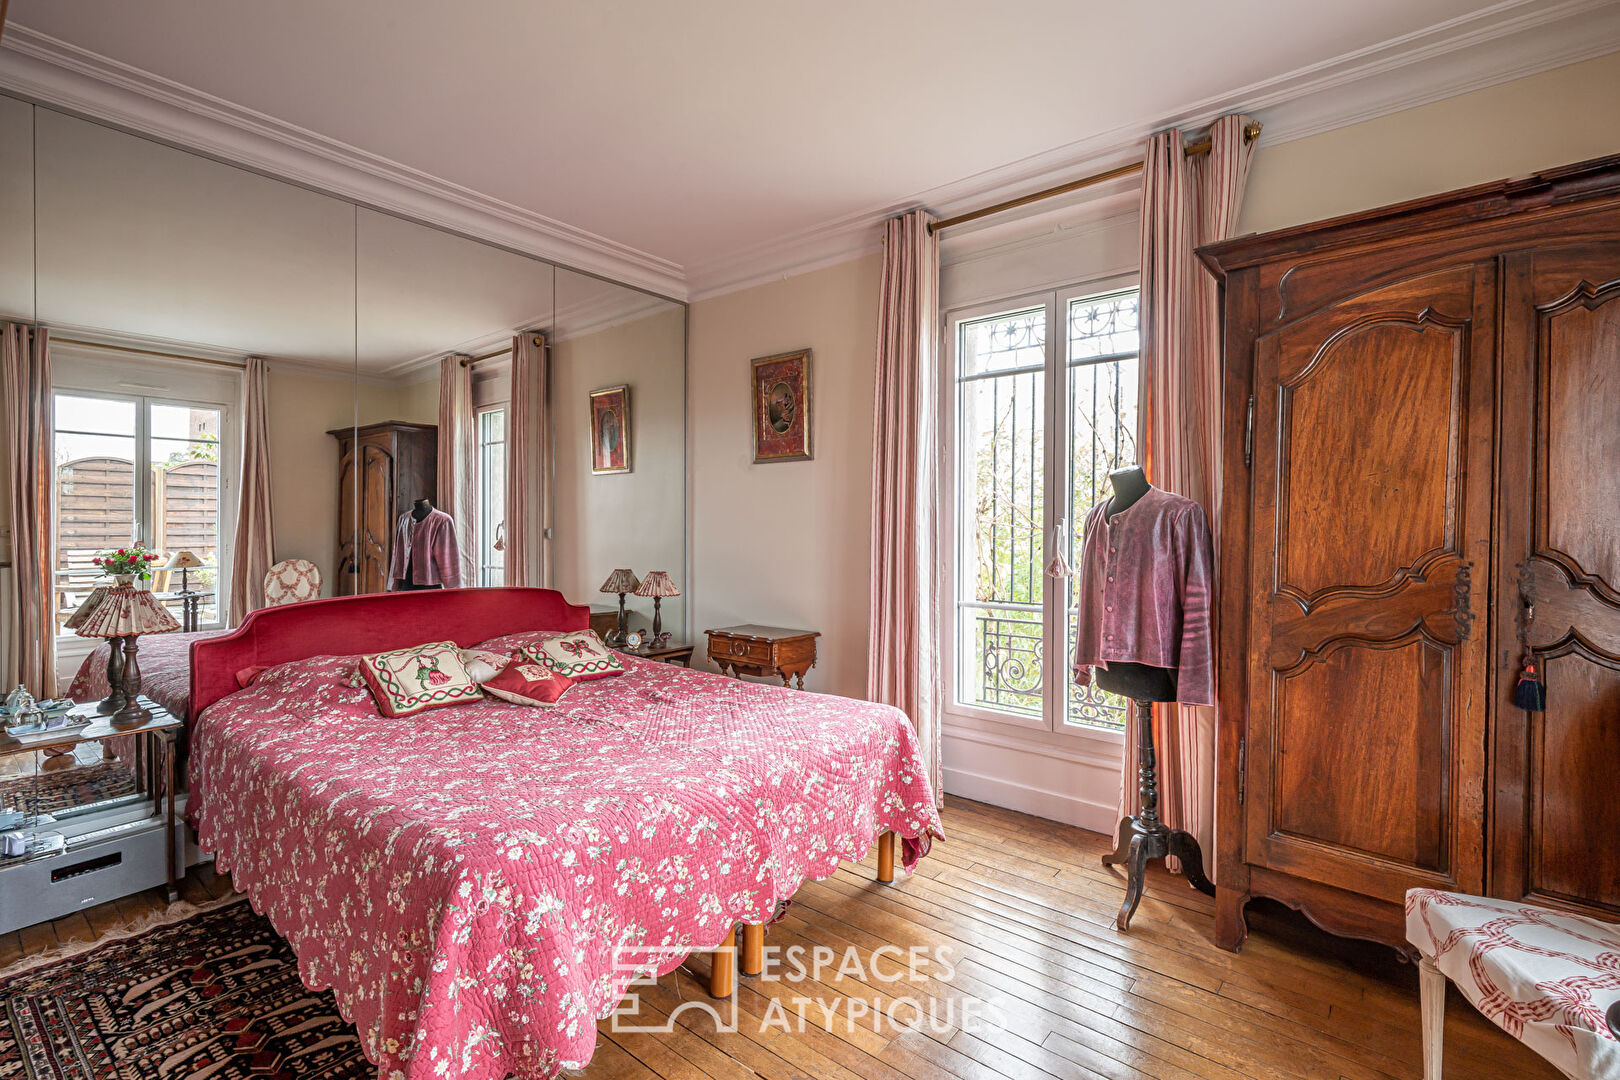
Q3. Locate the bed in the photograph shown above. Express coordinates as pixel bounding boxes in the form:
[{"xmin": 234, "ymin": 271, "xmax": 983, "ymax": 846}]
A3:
[
  {"xmin": 187, "ymin": 587, "xmax": 942, "ymax": 1080},
  {"xmin": 67, "ymin": 627, "xmax": 225, "ymax": 719}
]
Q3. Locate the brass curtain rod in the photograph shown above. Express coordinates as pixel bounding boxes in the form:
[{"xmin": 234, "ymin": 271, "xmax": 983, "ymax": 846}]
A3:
[
  {"xmin": 928, "ymin": 120, "xmax": 1261, "ymax": 235},
  {"xmin": 51, "ymin": 337, "xmax": 247, "ymax": 370}
]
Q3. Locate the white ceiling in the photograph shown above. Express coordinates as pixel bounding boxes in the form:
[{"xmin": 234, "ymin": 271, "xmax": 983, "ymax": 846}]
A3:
[{"xmin": 6, "ymin": 0, "xmax": 1556, "ymax": 293}]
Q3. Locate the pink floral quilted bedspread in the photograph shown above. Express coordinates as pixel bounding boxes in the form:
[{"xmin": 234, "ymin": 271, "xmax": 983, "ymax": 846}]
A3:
[
  {"xmin": 188, "ymin": 637, "xmax": 942, "ymax": 1080},
  {"xmin": 67, "ymin": 628, "xmax": 222, "ymax": 718}
]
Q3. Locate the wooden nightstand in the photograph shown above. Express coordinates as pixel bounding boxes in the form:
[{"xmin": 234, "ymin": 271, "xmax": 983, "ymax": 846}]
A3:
[
  {"xmin": 706, "ymin": 625, "xmax": 820, "ymax": 688},
  {"xmin": 622, "ymin": 642, "xmax": 695, "ymax": 667}
]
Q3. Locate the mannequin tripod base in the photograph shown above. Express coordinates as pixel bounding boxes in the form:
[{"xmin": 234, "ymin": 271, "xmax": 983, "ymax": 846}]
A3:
[
  {"xmin": 1098, "ymin": 688, "xmax": 1216, "ymax": 932},
  {"xmin": 1101, "ymin": 814, "xmax": 1214, "ymax": 931}
]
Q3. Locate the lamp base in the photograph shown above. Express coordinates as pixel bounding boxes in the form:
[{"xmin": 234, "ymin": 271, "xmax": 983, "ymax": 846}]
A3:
[
  {"xmin": 97, "ymin": 635, "xmax": 127, "ymax": 715},
  {"xmin": 112, "ymin": 699, "xmax": 152, "ymax": 727},
  {"xmin": 112, "ymin": 636, "xmax": 148, "ymax": 726}
]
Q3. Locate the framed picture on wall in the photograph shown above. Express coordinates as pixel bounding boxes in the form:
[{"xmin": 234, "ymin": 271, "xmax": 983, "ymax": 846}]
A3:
[
  {"xmin": 751, "ymin": 349, "xmax": 812, "ymax": 463},
  {"xmin": 589, "ymin": 385, "xmax": 631, "ymax": 474}
]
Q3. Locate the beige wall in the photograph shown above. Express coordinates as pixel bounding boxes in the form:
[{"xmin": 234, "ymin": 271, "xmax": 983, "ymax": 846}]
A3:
[
  {"xmin": 1239, "ymin": 50, "xmax": 1620, "ymax": 236},
  {"xmin": 684, "ymin": 51, "xmax": 1620, "ymax": 738},
  {"xmin": 688, "ymin": 255, "xmax": 880, "ymax": 697},
  {"xmin": 552, "ymin": 306, "xmax": 686, "ymax": 632}
]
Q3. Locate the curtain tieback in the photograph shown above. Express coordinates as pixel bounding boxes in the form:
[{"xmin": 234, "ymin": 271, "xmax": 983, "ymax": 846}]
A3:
[{"xmin": 1044, "ymin": 519, "xmax": 1072, "ymax": 579}]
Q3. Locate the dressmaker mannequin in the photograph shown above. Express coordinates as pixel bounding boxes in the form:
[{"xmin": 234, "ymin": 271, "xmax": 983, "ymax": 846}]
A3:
[
  {"xmin": 394, "ymin": 498, "xmax": 445, "ymax": 590},
  {"xmin": 1096, "ymin": 465, "xmax": 1215, "ymax": 930}
]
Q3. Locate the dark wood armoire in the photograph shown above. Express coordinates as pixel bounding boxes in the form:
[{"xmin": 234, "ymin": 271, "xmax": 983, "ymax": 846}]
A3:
[
  {"xmin": 1199, "ymin": 154, "xmax": 1620, "ymax": 955},
  {"xmin": 329, "ymin": 421, "xmax": 438, "ymax": 595}
]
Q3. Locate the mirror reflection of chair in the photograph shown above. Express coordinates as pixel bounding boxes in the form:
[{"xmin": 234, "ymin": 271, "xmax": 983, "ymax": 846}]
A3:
[{"xmin": 264, "ymin": 559, "xmax": 322, "ymax": 607}]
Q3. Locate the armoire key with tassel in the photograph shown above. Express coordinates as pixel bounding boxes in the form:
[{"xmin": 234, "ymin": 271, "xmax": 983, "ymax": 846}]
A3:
[{"xmin": 1198, "ymin": 154, "xmax": 1620, "ymax": 955}]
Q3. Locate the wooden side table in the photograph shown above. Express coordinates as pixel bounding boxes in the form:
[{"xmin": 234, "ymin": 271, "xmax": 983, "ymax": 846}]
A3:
[
  {"xmin": 706, "ymin": 625, "xmax": 820, "ymax": 688},
  {"xmin": 588, "ymin": 605, "xmax": 621, "ymax": 643},
  {"xmin": 622, "ymin": 642, "xmax": 695, "ymax": 667}
]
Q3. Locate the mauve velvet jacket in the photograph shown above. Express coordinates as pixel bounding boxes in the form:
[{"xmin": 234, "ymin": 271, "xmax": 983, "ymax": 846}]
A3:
[
  {"xmin": 1070, "ymin": 486, "xmax": 1215, "ymax": 706},
  {"xmin": 387, "ymin": 507, "xmax": 462, "ymax": 589}
]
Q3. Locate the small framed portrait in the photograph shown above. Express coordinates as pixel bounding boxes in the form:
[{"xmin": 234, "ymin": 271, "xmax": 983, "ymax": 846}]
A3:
[
  {"xmin": 751, "ymin": 349, "xmax": 812, "ymax": 463},
  {"xmin": 589, "ymin": 385, "xmax": 631, "ymax": 474}
]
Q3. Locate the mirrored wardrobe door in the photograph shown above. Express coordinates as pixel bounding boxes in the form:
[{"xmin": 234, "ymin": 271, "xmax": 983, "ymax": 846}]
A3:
[
  {"xmin": 32, "ymin": 106, "xmax": 360, "ymax": 625},
  {"xmin": 355, "ymin": 208, "xmax": 555, "ymax": 595},
  {"xmin": 552, "ymin": 268, "xmax": 687, "ymax": 640}
]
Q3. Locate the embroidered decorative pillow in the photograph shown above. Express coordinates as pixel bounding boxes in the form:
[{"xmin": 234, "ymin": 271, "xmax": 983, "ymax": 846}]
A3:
[
  {"xmin": 459, "ymin": 647, "xmax": 512, "ymax": 684},
  {"xmin": 359, "ymin": 641, "xmax": 482, "ymax": 718},
  {"xmin": 523, "ymin": 630, "xmax": 625, "ymax": 681},
  {"xmin": 482, "ymin": 658, "xmax": 576, "ymax": 707}
]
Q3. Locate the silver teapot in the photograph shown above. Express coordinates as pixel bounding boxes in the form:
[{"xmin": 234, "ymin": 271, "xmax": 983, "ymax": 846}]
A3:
[{"xmin": 3, "ymin": 685, "xmax": 35, "ymax": 717}]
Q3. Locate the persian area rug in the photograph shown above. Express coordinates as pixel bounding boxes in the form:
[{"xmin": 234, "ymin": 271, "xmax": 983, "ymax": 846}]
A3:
[{"xmin": 0, "ymin": 899, "xmax": 369, "ymax": 1079}]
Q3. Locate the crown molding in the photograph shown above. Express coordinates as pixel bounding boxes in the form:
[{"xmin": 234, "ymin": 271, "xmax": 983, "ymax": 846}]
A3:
[
  {"xmin": 685, "ymin": 0, "xmax": 1620, "ymax": 302},
  {"xmin": 0, "ymin": 27, "xmax": 687, "ymax": 301},
  {"xmin": 379, "ymin": 287, "xmax": 676, "ymax": 383}
]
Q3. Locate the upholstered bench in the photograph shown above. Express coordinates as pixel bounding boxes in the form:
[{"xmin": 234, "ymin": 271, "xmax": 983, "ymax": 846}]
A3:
[{"xmin": 1406, "ymin": 889, "xmax": 1620, "ymax": 1079}]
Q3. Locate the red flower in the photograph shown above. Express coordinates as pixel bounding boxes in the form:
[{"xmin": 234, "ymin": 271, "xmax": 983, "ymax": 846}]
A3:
[
  {"xmin": 116, "ymin": 548, "xmax": 126, "ymax": 555},
  {"xmin": 144, "ymin": 553, "xmax": 158, "ymax": 561},
  {"xmin": 92, "ymin": 557, "xmax": 103, "ymax": 564}
]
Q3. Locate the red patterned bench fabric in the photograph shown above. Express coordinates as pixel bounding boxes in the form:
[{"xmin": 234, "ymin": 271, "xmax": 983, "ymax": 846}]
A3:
[{"xmin": 1406, "ymin": 888, "xmax": 1620, "ymax": 1078}]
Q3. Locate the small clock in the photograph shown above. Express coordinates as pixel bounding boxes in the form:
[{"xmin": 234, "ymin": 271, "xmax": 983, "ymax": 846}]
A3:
[{"xmin": 624, "ymin": 629, "xmax": 645, "ymax": 649}]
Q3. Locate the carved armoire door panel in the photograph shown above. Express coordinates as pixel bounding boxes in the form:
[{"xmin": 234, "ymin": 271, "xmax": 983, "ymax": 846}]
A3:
[
  {"xmin": 1243, "ymin": 264, "xmax": 1494, "ymax": 903},
  {"xmin": 360, "ymin": 438, "xmax": 396, "ymax": 594},
  {"xmin": 1492, "ymin": 246, "xmax": 1620, "ymax": 918}
]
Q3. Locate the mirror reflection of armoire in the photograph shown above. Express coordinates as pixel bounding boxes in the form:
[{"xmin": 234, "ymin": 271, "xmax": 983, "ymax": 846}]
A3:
[{"xmin": 329, "ymin": 421, "xmax": 438, "ymax": 595}]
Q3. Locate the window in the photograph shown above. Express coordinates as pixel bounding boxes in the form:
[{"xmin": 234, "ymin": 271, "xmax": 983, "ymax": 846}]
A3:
[
  {"xmin": 949, "ymin": 286, "xmax": 1139, "ymax": 733},
  {"xmin": 53, "ymin": 392, "xmax": 228, "ymax": 633},
  {"xmin": 474, "ymin": 406, "xmax": 506, "ymax": 586}
]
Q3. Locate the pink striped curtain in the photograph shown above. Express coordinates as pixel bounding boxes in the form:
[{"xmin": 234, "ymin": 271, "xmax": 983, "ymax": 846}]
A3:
[
  {"xmin": 506, "ymin": 332, "xmax": 549, "ymax": 587},
  {"xmin": 3, "ymin": 323, "xmax": 55, "ymax": 696},
  {"xmin": 437, "ymin": 355, "xmax": 475, "ymax": 585},
  {"xmin": 1130, "ymin": 114, "xmax": 1257, "ymax": 875},
  {"xmin": 228, "ymin": 356, "xmax": 275, "ymax": 625},
  {"xmin": 867, "ymin": 209, "xmax": 944, "ymax": 806}
]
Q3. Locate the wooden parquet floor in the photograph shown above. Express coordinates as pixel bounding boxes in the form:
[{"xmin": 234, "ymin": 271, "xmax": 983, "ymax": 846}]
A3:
[{"xmin": 3, "ymin": 797, "xmax": 1559, "ymax": 1080}]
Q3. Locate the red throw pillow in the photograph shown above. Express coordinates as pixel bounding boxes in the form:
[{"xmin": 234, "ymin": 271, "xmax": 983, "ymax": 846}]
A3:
[
  {"xmin": 235, "ymin": 664, "xmax": 270, "ymax": 689},
  {"xmin": 482, "ymin": 657, "xmax": 576, "ymax": 707}
]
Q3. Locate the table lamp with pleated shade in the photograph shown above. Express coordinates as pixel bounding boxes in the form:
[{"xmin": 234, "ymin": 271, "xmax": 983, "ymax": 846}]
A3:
[
  {"xmin": 634, "ymin": 571, "xmax": 680, "ymax": 639},
  {"xmin": 599, "ymin": 568, "xmax": 641, "ymax": 644},
  {"xmin": 73, "ymin": 586, "xmax": 180, "ymax": 725}
]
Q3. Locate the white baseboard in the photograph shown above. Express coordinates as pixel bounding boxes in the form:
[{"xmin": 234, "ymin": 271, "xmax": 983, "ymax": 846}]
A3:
[{"xmin": 943, "ymin": 766, "xmax": 1117, "ymax": 836}]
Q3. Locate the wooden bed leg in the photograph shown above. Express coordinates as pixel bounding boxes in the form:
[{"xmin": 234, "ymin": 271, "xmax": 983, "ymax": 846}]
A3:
[
  {"xmin": 1418, "ymin": 954, "xmax": 1445, "ymax": 1080},
  {"xmin": 877, "ymin": 831, "xmax": 895, "ymax": 884},
  {"xmin": 708, "ymin": 928, "xmax": 735, "ymax": 998},
  {"xmin": 740, "ymin": 922, "xmax": 764, "ymax": 977}
]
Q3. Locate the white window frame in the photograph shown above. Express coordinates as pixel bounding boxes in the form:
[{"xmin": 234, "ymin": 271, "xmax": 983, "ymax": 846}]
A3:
[
  {"xmin": 473, "ymin": 402, "xmax": 507, "ymax": 588},
  {"xmin": 51, "ymin": 354, "xmax": 239, "ymax": 650},
  {"xmin": 940, "ymin": 273, "xmax": 1138, "ymax": 745}
]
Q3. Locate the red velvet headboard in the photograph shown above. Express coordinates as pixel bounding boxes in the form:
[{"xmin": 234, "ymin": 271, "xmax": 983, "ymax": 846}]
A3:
[{"xmin": 190, "ymin": 587, "xmax": 588, "ymax": 719}]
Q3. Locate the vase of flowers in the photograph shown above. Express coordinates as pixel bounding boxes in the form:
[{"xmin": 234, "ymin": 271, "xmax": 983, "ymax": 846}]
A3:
[{"xmin": 93, "ymin": 545, "xmax": 162, "ymax": 585}]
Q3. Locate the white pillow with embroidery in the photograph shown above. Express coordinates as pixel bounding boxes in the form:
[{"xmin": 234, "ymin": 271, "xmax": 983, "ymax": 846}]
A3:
[
  {"xmin": 358, "ymin": 641, "xmax": 482, "ymax": 717},
  {"xmin": 522, "ymin": 630, "xmax": 625, "ymax": 681}
]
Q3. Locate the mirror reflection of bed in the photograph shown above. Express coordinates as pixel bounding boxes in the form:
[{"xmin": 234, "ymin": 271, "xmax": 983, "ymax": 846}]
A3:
[{"xmin": 6, "ymin": 100, "xmax": 686, "ymax": 742}]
